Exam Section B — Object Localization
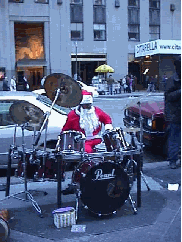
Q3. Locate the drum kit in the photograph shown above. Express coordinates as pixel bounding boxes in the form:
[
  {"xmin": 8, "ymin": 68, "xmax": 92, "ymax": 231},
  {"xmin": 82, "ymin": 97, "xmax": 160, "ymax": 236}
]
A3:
[{"xmin": 3, "ymin": 73, "xmax": 150, "ymax": 220}]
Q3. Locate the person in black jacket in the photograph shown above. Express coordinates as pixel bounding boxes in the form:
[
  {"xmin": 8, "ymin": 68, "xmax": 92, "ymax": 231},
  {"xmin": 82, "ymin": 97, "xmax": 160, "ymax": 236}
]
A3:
[
  {"xmin": 3, "ymin": 77, "xmax": 10, "ymax": 91},
  {"xmin": 164, "ymin": 56, "xmax": 181, "ymax": 169}
]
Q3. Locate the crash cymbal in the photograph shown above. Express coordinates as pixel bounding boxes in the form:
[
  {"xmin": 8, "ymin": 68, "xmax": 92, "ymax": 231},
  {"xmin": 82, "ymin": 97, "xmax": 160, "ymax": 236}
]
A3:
[
  {"xmin": 123, "ymin": 127, "xmax": 141, "ymax": 133},
  {"xmin": 9, "ymin": 101, "xmax": 45, "ymax": 131},
  {"xmin": 44, "ymin": 73, "xmax": 82, "ymax": 108}
]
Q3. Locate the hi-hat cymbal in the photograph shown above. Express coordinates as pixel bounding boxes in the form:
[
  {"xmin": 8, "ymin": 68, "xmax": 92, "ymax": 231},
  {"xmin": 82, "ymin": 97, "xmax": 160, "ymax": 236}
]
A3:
[
  {"xmin": 9, "ymin": 101, "xmax": 45, "ymax": 131},
  {"xmin": 44, "ymin": 73, "xmax": 82, "ymax": 108},
  {"xmin": 123, "ymin": 127, "xmax": 141, "ymax": 133}
]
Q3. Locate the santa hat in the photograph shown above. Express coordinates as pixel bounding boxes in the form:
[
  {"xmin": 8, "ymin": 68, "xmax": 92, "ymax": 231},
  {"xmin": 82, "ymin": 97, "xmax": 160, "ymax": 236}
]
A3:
[{"xmin": 80, "ymin": 90, "xmax": 93, "ymax": 104}]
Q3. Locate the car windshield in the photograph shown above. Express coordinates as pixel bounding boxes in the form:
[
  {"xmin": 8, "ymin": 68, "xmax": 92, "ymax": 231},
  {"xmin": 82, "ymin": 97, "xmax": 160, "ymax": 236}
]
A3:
[{"xmin": 37, "ymin": 95, "xmax": 70, "ymax": 115}]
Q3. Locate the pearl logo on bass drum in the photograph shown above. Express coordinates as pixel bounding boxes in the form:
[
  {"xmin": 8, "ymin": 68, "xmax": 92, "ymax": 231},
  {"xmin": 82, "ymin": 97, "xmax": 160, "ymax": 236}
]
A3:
[{"xmin": 93, "ymin": 169, "xmax": 115, "ymax": 181}]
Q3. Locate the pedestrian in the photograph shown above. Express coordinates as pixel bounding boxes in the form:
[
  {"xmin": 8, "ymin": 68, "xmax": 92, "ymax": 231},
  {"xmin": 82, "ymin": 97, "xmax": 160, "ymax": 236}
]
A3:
[
  {"xmin": 147, "ymin": 76, "xmax": 154, "ymax": 92},
  {"xmin": 126, "ymin": 75, "xmax": 131, "ymax": 93},
  {"xmin": 122, "ymin": 76, "xmax": 127, "ymax": 93},
  {"xmin": 133, "ymin": 76, "xmax": 137, "ymax": 92},
  {"xmin": 41, "ymin": 76, "xmax": 46, "ymax": 88},
  {"xmin": 23, "ymin": 76, "xmax": 29, "ymax": 91},
  {"xmin": 10, "ymin": 76, "xmax": 16, "ymax": 91},
  {"xmin": 119, "ymin": 79, "xmax": 123, "ymax": 93},
  {"xmin": 61, "ymin": 90, "xmax": 113, "ymax": 153},
  {"xmin": 153, "ymin": 75, "xmax": 158, "ymax": 91},
  {"xmin": 162, "ymin": 73, "xmax": 168, "ymax": 90},
  {"xmin": 130, "ymin": 75, "xmax": 133, "ymax": 92},
  {"xmin": 164, "ymin": 56, "xmax": 181, "ymax": 169},
  {"xmin": 3, "ymin": 77, "xmax": 10, "ymax": 91},
  {"xmin": 107, "ymin": 75, "xmax": 115, "ymax": 95}
]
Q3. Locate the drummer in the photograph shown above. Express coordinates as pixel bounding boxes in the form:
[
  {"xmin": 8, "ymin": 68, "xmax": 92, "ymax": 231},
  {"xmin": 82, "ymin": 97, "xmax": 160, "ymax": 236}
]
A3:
[{"xmin": 61, "ymin": 90, "xmax": 113, "ymax": 153}]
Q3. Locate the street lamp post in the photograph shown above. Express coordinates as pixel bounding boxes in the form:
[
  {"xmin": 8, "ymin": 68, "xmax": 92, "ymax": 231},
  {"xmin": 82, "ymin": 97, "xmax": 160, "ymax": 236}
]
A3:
[{"xmin": 75, "ymin": 41, "xmax": 78, "ymax": 81}]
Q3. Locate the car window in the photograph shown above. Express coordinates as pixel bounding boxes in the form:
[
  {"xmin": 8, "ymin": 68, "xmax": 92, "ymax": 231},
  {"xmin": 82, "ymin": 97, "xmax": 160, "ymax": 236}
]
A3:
[
  {"xmin": 0, "ymin": 100, "xmax": 15, "ymax": 126},
  {"xmin": 36, "ymin": 95, "xmax": 70, "ymax": 115}
]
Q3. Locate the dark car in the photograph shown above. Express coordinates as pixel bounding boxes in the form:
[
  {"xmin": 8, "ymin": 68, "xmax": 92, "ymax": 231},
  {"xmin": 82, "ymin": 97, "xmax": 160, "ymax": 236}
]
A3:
[{"xmin": 123, "ymin": 95, "xmax": 167, "ymax": 155}]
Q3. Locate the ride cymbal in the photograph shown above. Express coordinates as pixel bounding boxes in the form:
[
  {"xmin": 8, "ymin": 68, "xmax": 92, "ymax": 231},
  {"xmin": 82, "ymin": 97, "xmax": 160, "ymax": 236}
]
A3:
[
  {"xmin": 44, "ymin": 73, "xmax": 82, "ymax": 108},
  {"xmin": 9, "ymin": 101, "xmax": 45, "ymax": 131}
]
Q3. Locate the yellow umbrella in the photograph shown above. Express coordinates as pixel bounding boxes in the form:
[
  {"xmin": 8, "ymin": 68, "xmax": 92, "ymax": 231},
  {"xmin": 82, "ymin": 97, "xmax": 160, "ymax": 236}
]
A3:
[{"xmin": 95, "ymin": 64, "xmax": 114, "ymax": 73}]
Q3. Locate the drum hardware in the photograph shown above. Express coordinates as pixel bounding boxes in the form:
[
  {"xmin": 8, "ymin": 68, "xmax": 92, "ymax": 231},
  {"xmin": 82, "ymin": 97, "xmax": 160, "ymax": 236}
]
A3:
[
  {"xmin": 2, "ymin": 124, "xmax": 43, "ymax": 217},
  {"xmin": 128, "ymin": 194, "xmax": 137, "ymax": 214},
  {"xmin": 115, "ymin": 127, "xmax": 128, "ymax": 150}
]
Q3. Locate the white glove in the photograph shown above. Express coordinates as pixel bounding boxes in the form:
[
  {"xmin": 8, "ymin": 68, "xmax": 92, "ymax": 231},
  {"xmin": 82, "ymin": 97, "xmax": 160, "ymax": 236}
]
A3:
[{"xmin": 105, "ymin": 124, "xmax": 113, "ymax": 130}]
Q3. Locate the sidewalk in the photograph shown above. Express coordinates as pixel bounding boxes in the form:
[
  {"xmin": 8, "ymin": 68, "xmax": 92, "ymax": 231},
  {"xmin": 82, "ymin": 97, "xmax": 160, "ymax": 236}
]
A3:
[
  {"xmin": 0, "ymin": 160, "xmax": 180, "ymax": 242},
  {"xmin": 97, "ymin": 90, "xmax": 164, "ymax": 99}
]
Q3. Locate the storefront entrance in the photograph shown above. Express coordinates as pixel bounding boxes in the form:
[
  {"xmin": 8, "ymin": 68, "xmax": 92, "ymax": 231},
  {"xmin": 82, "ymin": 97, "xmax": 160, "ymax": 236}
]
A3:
[
  {"xmin": 17, "ymin": 66, "xmax": 44, "ymax": 90},
  {"xmin": 71, "ymin": 54, "xmax": 106, "ymax": 84}
]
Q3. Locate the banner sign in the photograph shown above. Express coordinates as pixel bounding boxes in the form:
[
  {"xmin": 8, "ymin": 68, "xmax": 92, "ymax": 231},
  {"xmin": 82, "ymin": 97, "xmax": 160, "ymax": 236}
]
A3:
[{"xmin": 135, "ymin": 39, "xmax": 181, "ymax": 58}]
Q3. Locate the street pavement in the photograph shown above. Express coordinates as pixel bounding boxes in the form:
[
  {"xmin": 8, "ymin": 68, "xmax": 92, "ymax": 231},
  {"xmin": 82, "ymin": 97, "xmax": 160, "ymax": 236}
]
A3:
[
  {"xmin": 0, "ymin": 90, "xmax": 181, "ymax": 242},
  {"xmin": 0, "ymin": 159, "xmax": 180, "ymax": 242}
]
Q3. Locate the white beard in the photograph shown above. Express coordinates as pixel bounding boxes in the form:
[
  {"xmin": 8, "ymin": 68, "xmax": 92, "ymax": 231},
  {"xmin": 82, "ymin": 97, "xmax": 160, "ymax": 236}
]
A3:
[{"xmin": 79, "ymin": 106, "xmax": 99, "ymax": 138}]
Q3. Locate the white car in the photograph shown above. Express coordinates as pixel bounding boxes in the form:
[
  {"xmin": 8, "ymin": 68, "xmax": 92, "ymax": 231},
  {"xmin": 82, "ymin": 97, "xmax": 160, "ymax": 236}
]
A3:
[
  {"xmin": 76, "ymin": 81, "xmax": 99, "ymax": 98},
  {"xmin": 33, "ymin": 81, "xmax": 99, "ymax": 98},
  {"xmin": 0, "ymin": 91, "xmax": 70, "ymax": 169}
]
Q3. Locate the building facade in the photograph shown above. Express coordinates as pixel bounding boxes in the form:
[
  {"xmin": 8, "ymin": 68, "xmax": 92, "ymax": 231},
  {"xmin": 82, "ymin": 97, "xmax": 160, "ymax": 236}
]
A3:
[{"xmin": 0, "ymin": 0, "xmax": 181, "ymax": 90}]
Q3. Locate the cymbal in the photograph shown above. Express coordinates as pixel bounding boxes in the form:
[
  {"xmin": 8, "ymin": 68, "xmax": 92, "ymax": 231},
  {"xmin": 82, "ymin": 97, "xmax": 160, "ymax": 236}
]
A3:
[
  {"xmin": 9, "ymin": 101, "xmax": 45, "ymax": 131},
  {"xmin": 44, "ymin": 73, "xmax": 82, "ymax": 108},
  {"xmin": 123, "ymin": 127, "xmax": 141, "ymax": 133}
]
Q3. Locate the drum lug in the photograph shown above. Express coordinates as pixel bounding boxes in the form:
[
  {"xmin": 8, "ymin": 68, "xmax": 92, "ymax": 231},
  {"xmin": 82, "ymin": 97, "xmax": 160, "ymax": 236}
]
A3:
[
  {"xmin": 81, "ymin": 172, "xmax": 86, "ymax": 178},
  {"xmin": 33, "ymin": 172, "xmax": 39, "ymax": 181},
  {"xmin": 98, "ymin": 213, "xmax": 102, "ymax": 217},
  {"xmin": 14, "ymin": 169, "xmax": 18, "ymax": 177},
  {"xmin": 21, "ymin": 172, "xmax": 24, "ymax": 177},
  {"xmin": 84, "ymin": 205, "xmax": 88, "ymax": 210},
  {"xmin": 113, "ymin": 211, "xmax": 117, "ymax": 215}
]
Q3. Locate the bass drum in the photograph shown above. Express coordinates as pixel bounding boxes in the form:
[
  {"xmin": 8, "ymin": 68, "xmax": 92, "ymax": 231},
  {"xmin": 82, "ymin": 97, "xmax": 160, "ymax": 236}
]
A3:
[{"xmin": 72, "ymin": 159, "xmax": 130, "ymax": 215}]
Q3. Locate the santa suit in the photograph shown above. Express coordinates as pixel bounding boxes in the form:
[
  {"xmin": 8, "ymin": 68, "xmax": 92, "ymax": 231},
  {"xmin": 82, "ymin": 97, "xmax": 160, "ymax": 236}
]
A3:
[{"xmin": 62, "ymin": 106, "xmax": 112, "ymax": 153}]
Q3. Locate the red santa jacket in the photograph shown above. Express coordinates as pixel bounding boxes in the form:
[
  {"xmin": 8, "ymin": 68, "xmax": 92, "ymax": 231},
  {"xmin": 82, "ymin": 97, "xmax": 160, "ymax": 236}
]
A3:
[{"xmin": 62, "ymin": 106, "xmax": 112, "ymax": 140}]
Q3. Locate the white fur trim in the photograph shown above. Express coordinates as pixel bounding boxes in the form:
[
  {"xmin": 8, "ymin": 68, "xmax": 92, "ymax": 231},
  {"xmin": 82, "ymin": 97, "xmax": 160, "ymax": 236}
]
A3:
[
  {"xmin": 105, "ymin": 124, "xmax": 113, "ymax": 130},
  {"xmin": 80, "ymin": 95, "xmax": 93, "ymax": 104}
]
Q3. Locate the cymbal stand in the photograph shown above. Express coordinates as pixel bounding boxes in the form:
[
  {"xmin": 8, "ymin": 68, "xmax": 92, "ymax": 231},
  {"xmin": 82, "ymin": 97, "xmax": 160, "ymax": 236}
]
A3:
[
  {"xmin": 2, "ymin": 123, "xmax": 43, "ymax": 217},
  {"xmin": 41, "ymin": 114, "xmax": 48, "ymax": 181},
  {"xmin": 34, "ymin": 88, "xmax": 61, "ymax": 147}
]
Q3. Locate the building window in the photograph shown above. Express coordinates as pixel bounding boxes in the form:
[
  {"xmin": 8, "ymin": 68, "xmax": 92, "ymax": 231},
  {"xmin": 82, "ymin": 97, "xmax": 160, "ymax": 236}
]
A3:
[
  {"xmin": 149, "ymin": 0, "xmax": 160, "ymax": 8},
  {"xmin": 94, "ymin": 24, "xmax": 106, "ymax": 40},
  {"xmin": 128, "ymin": 0, "xmax": 140, "ymax": 41},
  {"xmin": 70, "ymin": 5, "xmax": 83, "ymax": 23},
  {"xmin": 34, "ymin": 0, "xmax": 49, "ymax": 3},
  {"xmin": 9, "ymin": 0, "xmax": 24, "ymax": 2},
  {"xmin": 93, "ymin": 2, "xmax": 106, "ymax": 41},
  {"xmin": 71, "ymin": 23, "xmax": 83, "ymax": 40},
  {"xmin": 70, "ymin": 0, "xmax": 83, "ymax": 40},
  {"xmin": 93, "ymin": 5, "xmax": 106, "ymax": 24},
  {"xmin": 71, "ymin": 0, "xmax": 82, "ymax": 3},
  {"xmin": 149, "ymin": 0, "xmax": 160, "ymax": 40},
  {"xmin": 128, "ymin": 0, "xmax": 139, "ymax": 7},
  {"xmin": 94, "ymin": 0, "xmax": 106, "ymax": 5}
]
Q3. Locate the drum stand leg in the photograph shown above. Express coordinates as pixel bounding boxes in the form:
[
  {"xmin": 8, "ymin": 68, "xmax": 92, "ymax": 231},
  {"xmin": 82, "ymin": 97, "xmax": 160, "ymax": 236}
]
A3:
[
  {"xmin": 2, "ymin": 125, "xmax": 43, "ymax": 218},
  {"xmin": 75, "ymin": 190, "xmax": 81, "ymax": 222},
  {"xmin": 133, "ymin": 160, "xmax": 150, "ymax": 191},
  {"xmin": 128, "ymin": 194, "xmax": 137, "ymax": 214}
]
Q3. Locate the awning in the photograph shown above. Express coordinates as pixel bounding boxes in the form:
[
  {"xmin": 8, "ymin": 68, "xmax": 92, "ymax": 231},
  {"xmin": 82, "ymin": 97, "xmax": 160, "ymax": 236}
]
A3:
[
  {"xmin": 16, "ymin": 59, "xmax": 47, "ymax": 67},
  {"xmin": 135, "ymin": 39, "xmax": 181, "ymax": 58}
]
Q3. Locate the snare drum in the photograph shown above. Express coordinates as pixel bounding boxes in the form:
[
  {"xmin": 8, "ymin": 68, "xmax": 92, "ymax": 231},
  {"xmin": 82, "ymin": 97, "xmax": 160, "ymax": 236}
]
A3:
[{"xmin": 59, "ymin": 131, "xmax": 85, "ymax": 154}]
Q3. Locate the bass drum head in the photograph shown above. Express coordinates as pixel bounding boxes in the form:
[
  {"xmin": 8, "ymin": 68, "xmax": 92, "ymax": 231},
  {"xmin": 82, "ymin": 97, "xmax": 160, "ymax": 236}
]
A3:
[{"xmin": 80, "ymin": 161, "xmax": 130, "ymax": 215}]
